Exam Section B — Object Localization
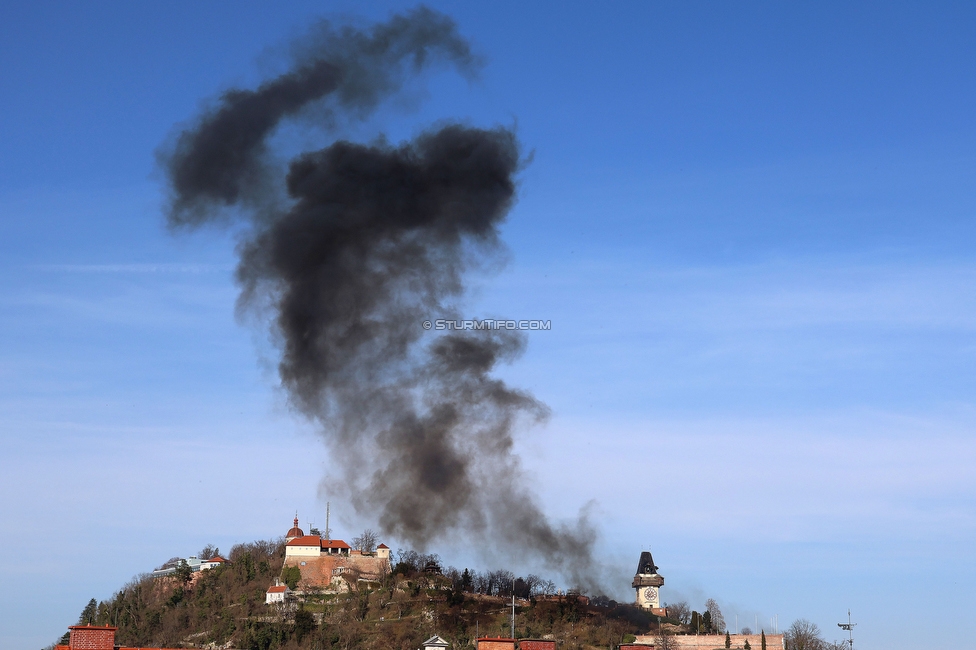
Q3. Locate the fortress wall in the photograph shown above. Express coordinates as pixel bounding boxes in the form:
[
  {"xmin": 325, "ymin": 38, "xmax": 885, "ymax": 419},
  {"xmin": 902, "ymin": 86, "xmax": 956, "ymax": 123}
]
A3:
[
  {"xmin": 635, "ymin": 634, "xmax": 785, "ymax": 649},
  {"xmin": 284, "ymin": 553, "xmax": 390, "ymax": 588}
]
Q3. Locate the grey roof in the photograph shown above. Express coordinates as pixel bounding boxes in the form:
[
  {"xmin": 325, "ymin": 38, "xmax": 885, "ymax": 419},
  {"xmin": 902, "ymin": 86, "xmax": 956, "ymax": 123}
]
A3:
[
  {"xmin": 636, "ymin": 551, "xmax": 658, "ymax": 575},
  {"xmin": 422, "ymin": 635, "xmax": 450, "ymax": 649}
]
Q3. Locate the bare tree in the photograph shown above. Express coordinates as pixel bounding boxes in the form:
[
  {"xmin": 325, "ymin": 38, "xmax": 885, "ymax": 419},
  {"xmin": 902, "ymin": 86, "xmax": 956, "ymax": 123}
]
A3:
[
  {"xmin": 523, "ymin": 574, "xmax": 543, "ymax": 597},
  {"xmin": 706, "ymin": 598, "xmax": 726, "ymax": 633},
  {"xmin": 785, "ymin": 619, "xmax": 826, "ymax": 650},
  {"xmin": 656, "ymin": 626, "xmax": 680, "ymax": 650},
  {"xmin": 352, "ymin": 529, "xmax": 378, "ymax": 553},
  {"xmin": 666, "ymin": 600, "xmax": 691, "ymax": 624}
]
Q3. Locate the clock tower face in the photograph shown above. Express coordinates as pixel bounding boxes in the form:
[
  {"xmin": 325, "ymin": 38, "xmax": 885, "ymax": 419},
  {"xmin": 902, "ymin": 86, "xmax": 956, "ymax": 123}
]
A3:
[{"xmin": 643, "ymin": 587, "xmax": 658, "ymax": 602}]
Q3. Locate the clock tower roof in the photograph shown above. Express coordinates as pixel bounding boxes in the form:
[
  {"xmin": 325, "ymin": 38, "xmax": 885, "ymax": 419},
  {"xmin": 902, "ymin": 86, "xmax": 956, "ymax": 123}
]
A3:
[{"xmin": 636, "ymin": 551, "xmax": 658, "ymax": 575}]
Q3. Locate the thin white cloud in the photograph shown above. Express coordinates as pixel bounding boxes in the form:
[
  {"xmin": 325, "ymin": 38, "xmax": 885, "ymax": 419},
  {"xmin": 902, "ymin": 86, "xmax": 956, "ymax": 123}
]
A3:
[
  {"xmin": 522, "ymin": 409, "xmax": 976, "ymax": 545},
  {"xmin": 32, "ymin": 262, "xmax": 232, "ymax": 273}
]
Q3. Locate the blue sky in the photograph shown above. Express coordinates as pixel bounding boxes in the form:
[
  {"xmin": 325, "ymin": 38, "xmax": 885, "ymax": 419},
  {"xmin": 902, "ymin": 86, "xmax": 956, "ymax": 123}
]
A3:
[{"xmin": 2, "ymin": 2, "xmax": 975, "ymax": 648}]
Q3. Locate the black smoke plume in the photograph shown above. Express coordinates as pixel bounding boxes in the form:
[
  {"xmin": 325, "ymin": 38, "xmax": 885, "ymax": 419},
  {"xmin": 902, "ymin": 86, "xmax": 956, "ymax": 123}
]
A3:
[{"xmin": 161, "ymin": 7, "xmax": 603, "ymax": 591}]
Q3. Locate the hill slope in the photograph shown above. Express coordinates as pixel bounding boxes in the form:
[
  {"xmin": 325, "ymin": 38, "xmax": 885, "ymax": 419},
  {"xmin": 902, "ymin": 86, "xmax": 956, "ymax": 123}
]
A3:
[{"xmin": 60, "ymin": 539, "xmax": 671, "ymax": 650}]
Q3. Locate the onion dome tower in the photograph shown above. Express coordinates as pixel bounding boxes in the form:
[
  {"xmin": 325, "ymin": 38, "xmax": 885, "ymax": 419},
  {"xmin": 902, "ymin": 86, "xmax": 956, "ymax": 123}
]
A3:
[
  {"xmin": 285, "ymin": 513, "xmax": 304, "ymax": 542},
  {"xmin": 632, "ymin": 551, "xmax": 664, "ymax": 610}
]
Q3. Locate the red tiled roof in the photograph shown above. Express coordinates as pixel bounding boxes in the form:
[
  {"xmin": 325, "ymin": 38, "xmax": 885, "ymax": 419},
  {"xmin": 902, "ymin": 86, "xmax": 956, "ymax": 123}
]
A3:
[
  {"xmin": 377, "ymin": 543, "xmax": 389, "ymax": 549},
  {"xmin": 284, "ymin": 535, "xmax": 351, "ymax": 549},
  {"xmin": 206, "ymin": 556, "xmax": 226, "ymax": 563},
  {"xmin": 267, "ymin": 585, "xmax": 288, "ymax": 593}
]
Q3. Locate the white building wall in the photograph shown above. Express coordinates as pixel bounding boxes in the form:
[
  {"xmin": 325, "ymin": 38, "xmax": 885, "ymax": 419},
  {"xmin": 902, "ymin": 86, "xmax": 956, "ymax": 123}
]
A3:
[
  {"xmin": 266, "ymin": 589, "xmax": 288, "ymax": 604},
  {"xmin": 285, "ymin": 544, "xmax": 322, "ymax": 557}
]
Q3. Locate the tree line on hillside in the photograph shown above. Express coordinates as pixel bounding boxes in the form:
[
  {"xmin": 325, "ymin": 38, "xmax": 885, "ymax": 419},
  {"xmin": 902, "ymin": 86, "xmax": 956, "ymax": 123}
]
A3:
[
  {"xmin": 49, "ymin": 539, "xmax": 285, "ymax": 649},
  {"xmin": 49, "ymin": 537, "xmax": 849, "ymax": 650},
  {"xmin": 660, "ymin": 598, "xmax": 725, "ymax": 634},
  {"xmin": 49, "ymin": 539, "xmax": 639, "ymax": 650},
  {"xmin": 391, "ymin": 549, "xmax": 560, "ymax": 599}
]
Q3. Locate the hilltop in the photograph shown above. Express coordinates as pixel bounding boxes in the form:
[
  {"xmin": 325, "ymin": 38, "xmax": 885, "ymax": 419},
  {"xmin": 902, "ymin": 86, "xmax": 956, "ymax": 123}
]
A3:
[{"xmin": 57, "ymin": 537, "xmax": 670, "ymax": 650}]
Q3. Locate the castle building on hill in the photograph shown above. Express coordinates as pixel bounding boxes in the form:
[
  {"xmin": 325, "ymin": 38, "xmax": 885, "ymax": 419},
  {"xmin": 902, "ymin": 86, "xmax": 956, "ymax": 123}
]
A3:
[
  {"xmin": 283, "ymin": 514, "xmax": 391, "ymax": 559},
  {"xmin": 632, "ymin": 551, "xmax": 665, "ymax": 614},
  {"xmin": 281, "ymin": 514, "xmax": 391, "ymax": 591}
]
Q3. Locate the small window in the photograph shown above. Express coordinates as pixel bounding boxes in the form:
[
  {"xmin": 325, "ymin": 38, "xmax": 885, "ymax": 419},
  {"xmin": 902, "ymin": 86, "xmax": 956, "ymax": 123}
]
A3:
[{"xmin": 300, "ymin": 561, "xmax": 306, "ymax": 566}]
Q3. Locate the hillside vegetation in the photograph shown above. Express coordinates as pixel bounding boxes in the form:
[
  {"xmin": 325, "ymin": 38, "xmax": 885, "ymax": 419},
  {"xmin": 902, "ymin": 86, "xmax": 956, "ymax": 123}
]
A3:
[{"xmin": 58, "ymin": 538, "xmax": 670, "ymax": 650}]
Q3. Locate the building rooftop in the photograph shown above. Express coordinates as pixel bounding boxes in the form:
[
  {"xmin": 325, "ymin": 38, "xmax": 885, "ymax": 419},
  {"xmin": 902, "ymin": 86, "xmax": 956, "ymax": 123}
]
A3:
[
  {"xmin": 636, "ymin": 551, "xmax": 658, "ymax": 575},
  {"xmin": 286, "ymin": 514, "xmax": 304, "ymax": 539}
]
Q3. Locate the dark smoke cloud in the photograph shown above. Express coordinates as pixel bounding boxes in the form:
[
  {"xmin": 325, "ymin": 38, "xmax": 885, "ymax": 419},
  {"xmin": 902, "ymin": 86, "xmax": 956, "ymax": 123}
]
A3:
[
  {"xmin": 165, "ymin": 5, "xmax": 478, "ymax": 226},
  {"xmin": 161, "ymin": 6, "xmax": 604, "ymax": 591}
]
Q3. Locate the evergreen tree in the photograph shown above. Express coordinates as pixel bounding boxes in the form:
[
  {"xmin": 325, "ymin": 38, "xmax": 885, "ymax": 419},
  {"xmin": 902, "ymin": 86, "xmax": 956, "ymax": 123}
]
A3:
[
  {"xmin": 174, "ymin": 559, "xmax": 193, "ymax": 585},
  {"xmin": 762, "ymin": 630, "xmax": 767, "ymax": 650},
  {"xmin": 280, "ymin": 565, "xmax": 302, "ymax": 589},
  {"xmin": 78, "ymin": 598, "xmax": 97, "ymax": 625},
  {"xmin": 690, "ymin": 611, "xmax": 700, "ymax": 633},
  {"xmin": 294, "ymin": 606, "xmax": 316, "ymax": 642},
  {"xmin": 726, "ymin": 631, "xmax": 732, "ymax": 648},
  {"xmin": 744, "ymin": 640, "xmax": 752, "ymax": 650}
]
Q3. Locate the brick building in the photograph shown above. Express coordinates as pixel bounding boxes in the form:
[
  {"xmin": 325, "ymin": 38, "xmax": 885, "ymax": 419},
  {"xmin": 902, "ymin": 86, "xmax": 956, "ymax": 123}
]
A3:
[
  {"xmin": 477, "ymin": 638, "xmax": 516, "ymax": 650},
  {"xmin": 55, "ymin": 624, "xmax": 181, "ymax": 650}
]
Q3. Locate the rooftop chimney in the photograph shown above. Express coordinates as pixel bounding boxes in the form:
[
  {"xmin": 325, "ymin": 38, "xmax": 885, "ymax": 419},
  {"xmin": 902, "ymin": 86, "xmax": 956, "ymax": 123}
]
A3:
[{"xmin": 67, "ymin": 625, "xmax": 116, "ymax": 650}]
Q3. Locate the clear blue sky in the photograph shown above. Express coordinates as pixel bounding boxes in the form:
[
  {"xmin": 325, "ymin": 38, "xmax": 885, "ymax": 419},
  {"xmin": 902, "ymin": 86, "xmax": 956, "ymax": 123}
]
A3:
[{"xmin": 2, "ymin": 2, "xmax": 975, "ymax": 648}]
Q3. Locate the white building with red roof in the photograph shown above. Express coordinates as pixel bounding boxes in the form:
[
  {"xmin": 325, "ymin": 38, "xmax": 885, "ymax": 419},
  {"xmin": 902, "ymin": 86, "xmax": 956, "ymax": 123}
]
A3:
[
  {"xmin": 266, "ymin": 583, "xmax": 290, "ymax": 604},
  {"xmin": 282, "ymin": 514, "xmax": 353, "ymax": 558},
  {"xmin": 286, "ymin": 535, "xmax": 332, "ymax": 557},
  {"xmin": 200, "ymin": 555, "xmax": 227, "ymax": 570}
]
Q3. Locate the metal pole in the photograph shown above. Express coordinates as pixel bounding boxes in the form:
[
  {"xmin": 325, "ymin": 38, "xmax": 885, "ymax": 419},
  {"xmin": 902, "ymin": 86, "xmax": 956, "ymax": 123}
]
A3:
[
  {"xmin": 511, "ymin": 577, "xmax": 515, "ymax": 639},
  {"xmin": 837, "ymin": 609, "xmax": 855, "ymax": 650}
]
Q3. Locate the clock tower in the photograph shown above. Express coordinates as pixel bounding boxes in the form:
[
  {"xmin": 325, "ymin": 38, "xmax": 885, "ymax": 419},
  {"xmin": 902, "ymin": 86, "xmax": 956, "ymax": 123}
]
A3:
[{"xmin": 632, "ymin": 551, "xmax": 664, "ymax": 610}]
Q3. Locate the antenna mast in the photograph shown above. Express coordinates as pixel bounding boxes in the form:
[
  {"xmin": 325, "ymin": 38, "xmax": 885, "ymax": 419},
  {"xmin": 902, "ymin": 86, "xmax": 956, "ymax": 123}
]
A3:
[
  {"xmin": 837, "ymin": 610, "xmax": 856, "ymax": 650},
  {"xmin": 325, "ymin": 502, "xmax": 331, "ymax": 542},
  {"xmin": 511, "ymin": 577, "xmax": 516, "ymax": 639}
]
